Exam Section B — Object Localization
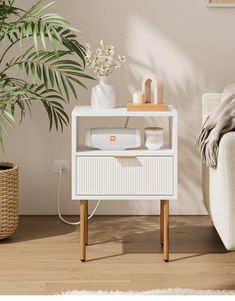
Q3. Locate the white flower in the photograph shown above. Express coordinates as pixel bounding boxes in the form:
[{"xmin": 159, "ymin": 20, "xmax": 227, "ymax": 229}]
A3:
[
  {"xmin": 104, "ymin": 65, "xmax": 110, "ymax": 72},
  {"xmin": 105, "ymin": 45, "xmax": 114, "ymax": 56},
  {"xmin": 118, "ymin": 55, "xmax": 126, "ymax": 62},
  {"xmin": 94, "ymin": 66, "xmax": 105, "ymax": 76},
  {"xmin": 103, "ymin": 55, "xmax": 112, "ymax": 65},
  {"xmin": 95, "ymin": 48, "xmax": 102, "ymax": 56}
]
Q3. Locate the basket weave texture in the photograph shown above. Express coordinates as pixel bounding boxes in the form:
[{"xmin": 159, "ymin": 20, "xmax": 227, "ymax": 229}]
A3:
[{"xmin": 0, "ymin": 162, "xmax": 19, "ymax": 240}]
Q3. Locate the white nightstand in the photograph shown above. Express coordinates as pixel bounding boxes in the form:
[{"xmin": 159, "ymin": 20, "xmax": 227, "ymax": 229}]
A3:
[{"xmin": 71, "ymin": 105, "xmax": 178, "ymax": 262}]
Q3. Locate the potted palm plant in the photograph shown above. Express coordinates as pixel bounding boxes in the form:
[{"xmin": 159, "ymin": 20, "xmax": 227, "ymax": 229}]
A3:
[{"xmin": 0, "ymin": 0, "xmax": 93, "ymax": 239}]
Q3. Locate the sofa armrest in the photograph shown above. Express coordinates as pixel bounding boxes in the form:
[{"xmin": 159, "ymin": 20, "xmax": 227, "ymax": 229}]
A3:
[
  {"xmin": 201, "ymin": 93, "xmax": 235, "ymax": 250},
  {"xmin": 210, "ymin": 131, "xmax": 235, "ymax": 249}
]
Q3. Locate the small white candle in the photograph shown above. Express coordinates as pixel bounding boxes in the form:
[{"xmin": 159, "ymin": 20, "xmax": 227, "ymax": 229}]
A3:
[
  {"xmin": 133, "ymin": 92, "xmax": 139, "ymax": 104},
  {"xmin": 132, "ymin": 91, "xmax": 146, "ymax": 104}
]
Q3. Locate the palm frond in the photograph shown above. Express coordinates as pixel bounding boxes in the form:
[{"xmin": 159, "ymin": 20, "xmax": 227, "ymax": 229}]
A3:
[
  {"xmin": 5, "ymin": 49, "xmax": 93, "ymax": 99},
  {"xmin": 1, "ymin": 1, "xmax": 80, "ymax": 47},
  {"xmin": 0, "ymin": 76, "xmax": 71, "ymax": 144}
]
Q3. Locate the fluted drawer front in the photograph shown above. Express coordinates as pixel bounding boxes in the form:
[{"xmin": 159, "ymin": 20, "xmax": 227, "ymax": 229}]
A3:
[{"xmin": 76, "ymin": 156, "xmax": 173, "ymax": 196}]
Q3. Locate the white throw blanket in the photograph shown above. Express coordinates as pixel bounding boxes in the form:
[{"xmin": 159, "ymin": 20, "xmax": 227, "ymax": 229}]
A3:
[{"xmin": 196, "ymin": 84, "xmax": 235, "ymax": 168}]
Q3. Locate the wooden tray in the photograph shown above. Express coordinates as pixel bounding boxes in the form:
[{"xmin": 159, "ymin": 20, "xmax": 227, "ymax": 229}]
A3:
[{"xmin": 127, "ymin": 103, "xmax": 168, "ymax": 112}]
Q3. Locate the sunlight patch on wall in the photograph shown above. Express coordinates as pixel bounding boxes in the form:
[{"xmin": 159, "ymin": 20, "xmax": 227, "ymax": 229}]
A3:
[{"xmin": 125, "ymin": 13, "xmax": 195, "ymax": 96}]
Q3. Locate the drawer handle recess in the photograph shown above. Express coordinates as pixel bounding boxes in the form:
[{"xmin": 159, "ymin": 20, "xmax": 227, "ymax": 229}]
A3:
[{"xmin": 113, "ymin": 155, "xmax": 136, "ymax": 159}]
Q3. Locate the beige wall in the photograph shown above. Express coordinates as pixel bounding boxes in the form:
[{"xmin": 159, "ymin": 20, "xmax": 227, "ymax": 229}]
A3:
[{"xmin": 2, "ymin": 0, "xmax": 235, "ymax": 215}]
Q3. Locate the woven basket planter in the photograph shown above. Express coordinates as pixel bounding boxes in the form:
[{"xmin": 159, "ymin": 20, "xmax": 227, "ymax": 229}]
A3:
[{"xmin": 0, "ymin": 162, "xmax": 19, "ymax": 240}]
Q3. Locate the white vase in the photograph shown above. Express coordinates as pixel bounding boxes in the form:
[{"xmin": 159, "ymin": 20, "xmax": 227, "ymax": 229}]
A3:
[{"xmin": 91, "ymin": 76, "xmax": 116, "ymax": 109}]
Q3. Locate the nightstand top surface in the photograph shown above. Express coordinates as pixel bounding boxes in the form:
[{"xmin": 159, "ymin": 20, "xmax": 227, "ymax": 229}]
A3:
[{"xmin": 72, "ymin": 105, "xmax": 177, "ymax": 117}]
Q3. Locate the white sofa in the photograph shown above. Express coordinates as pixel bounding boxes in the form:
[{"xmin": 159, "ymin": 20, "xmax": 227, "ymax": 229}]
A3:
[{"xmin": 202, "ymin": 93, "xmax": 235, "ymax": 250}]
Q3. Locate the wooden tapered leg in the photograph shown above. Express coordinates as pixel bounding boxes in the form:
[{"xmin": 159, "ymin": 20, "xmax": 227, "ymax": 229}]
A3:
[
  {"xmin": 85, "ymin": 200, "xmax": 88, "ymax": 246},
  {"xmin": 80, "ymin": 200, "xmax": 86, "ymax": 262},
  {"xmin": 162, "ymin": 200, "xmax": 169, "ymax": 262},
  {"xmin": 160, "ymin": 200, "xmax": 164, "ymax": 246}
]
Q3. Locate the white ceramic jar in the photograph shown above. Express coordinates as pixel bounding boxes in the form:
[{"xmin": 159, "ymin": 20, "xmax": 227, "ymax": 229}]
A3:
[{"xmin": 144, "ymin": 127, "xmax": 163, "ymax": 150}]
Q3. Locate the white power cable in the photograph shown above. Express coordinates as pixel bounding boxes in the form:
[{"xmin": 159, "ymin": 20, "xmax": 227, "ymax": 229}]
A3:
[{"xmin": 57, "ymin": 166, "xmax": 101, "ymax": 226}]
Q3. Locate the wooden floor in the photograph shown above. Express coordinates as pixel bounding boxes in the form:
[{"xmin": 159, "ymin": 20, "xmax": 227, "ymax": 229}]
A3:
[{"xmin": 0, "ymin": 215, "xmax": 234, "ymax": 295}]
